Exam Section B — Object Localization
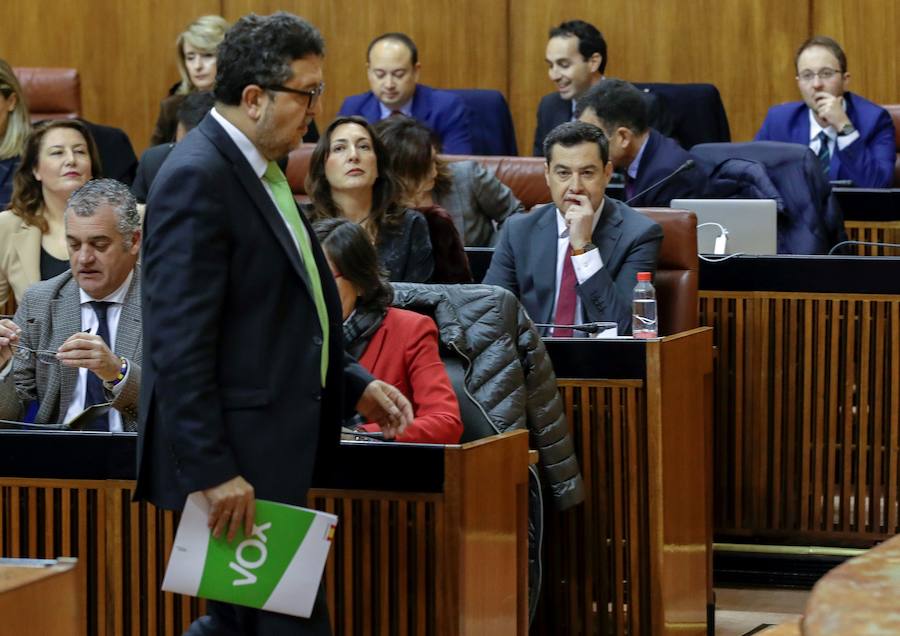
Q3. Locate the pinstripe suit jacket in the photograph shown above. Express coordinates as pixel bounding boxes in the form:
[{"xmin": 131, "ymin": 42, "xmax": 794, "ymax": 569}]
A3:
[{"xmin": 0, "ymin": 268, "xmax": 142, "ymax": 429}]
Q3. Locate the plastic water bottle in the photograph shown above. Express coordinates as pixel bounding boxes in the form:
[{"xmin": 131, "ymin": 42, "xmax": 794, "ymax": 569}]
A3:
[{"xmin": 632, "ymin": 272, "xmax": 658, "ymax": 338}]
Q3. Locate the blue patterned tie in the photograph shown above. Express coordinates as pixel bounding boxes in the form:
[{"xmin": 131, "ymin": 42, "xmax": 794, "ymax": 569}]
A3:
[
  {"xmin": 816, "ymin": 131, "xmax": 831, "ymax": 177},
  {"xmin": 83, "ymin": 301, "xmax": 111, "ymax": 431}
]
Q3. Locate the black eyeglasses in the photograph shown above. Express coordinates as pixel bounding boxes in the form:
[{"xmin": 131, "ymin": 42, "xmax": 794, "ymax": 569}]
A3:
[{"xmin": 263, "ymin": 82, "xmax": 325, "ymax": 110}]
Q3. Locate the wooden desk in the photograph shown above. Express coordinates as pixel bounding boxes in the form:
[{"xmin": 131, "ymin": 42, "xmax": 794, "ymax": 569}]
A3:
[
  {"xmin": 0, "ymin": 558, "xmax": 81, "ymax": 636},
  {"xmin": 534, "ymin": 329, "xmax": 714, "ymax": 636},
  {"xmin": 834, "ymin": 187, "xmax": 900, "ymax": 255},
  {"xmin": 0, "ymin": 430, "xmax": 530, "ymax": 636},
  {"xmin": 700, "ymin": 256, "xmax": 900, "ymax": 548}
]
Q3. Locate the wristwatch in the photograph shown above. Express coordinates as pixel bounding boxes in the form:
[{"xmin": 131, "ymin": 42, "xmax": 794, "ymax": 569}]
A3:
[
  {"xmin": 572, "ymin": 242, "xmax": 597, "ymax": 256},
  {"xmin": 838, "ymin": 122, "xmax": 856, "ymax": 136}
]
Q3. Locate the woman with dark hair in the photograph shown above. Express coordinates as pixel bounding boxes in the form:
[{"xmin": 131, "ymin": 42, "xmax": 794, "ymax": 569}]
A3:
[
  {"xmin": 0, "ymin": 59, "xmax": 30, "ymax": 210},
  {"xmin": 375, "ymin": 116, "xmax": 523, "ymax": 248},
  {"xmin": 374, "ymin": 116, "xmax": 472, "ymax": 283},
  {"xmin": 314, "ymin": 217, "xmax": 462, "ymax": 444},
  {"xmin": 305, "ymin": 115, "xmax": 433, "ymax": 283},
  {"xmin": 0, "ymin": 119, "xmax": 101, "ymax": 308}
]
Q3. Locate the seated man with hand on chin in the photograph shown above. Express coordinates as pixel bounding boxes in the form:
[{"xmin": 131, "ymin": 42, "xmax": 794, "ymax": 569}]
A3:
[
  {"xmin": 0, "ymin": 179, "xmax": 142, "ymax": 430},
  {"xmin": 484, "ymin": 121, "xmax": 662, "ymax": 336}
]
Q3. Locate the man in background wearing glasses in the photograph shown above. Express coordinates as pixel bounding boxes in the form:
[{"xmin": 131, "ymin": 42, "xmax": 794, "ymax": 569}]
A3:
[
  {"xmin": 137, "ymin": 12, "xmax": 412, "ymax": 635},
  {"xmin": 755, "ymin": 35, "xmax": 896, "ymax": 188},
  {"xmin": 0, "ymin": 179, "xmax": 142, "ymax": 431}
]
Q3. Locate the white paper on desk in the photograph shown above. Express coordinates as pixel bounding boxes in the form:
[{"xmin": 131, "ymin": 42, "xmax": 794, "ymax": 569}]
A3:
[{"xmin": 162, "ymin": 492, "xmax": 337, "ymax": 618}]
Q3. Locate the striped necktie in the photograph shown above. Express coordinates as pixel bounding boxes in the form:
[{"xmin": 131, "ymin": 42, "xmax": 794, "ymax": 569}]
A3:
[{"xmin": 816, "ymin": 131, "xmax": 831, "ymax": 176}]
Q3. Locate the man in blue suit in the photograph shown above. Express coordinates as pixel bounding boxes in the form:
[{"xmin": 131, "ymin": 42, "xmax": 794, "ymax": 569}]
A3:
[
  {"xmin": 338, "ymin": 32, "xmax": 473, "ymax": 155},
  {"xmin": 755, "ymin": 35, "xmax": 895, "ymax": 188},
  {"xmin": 576, "ymin": 79, "xmax": 708, "ymax": 207},
  {"xmin": 484, "ymin": 121, "xmax": 662, "ymax": 335}
]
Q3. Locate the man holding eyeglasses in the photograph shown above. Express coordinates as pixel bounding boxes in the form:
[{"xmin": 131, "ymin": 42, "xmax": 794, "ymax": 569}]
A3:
[
  {"xmin": 755, "ymin": 35, "xmax": 896, "ymax": 188},
  {"xmin": 138, "ymin": 12, "xmax": 412, "ymax": 635},
  {"xmin": 0, "ymin": 179, "xmax": 142, "ymax": 431}
]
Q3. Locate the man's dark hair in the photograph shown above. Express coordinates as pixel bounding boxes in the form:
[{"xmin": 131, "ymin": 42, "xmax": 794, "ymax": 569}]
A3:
[
  {"xmin": 366, "ymin": 32, "xmax": 418, "ymax": 66},
  {"xmin": 313, "ymin": 217, "xmax": 393, "ymax": 315},
  {"xmin": 543, "ymin": 120, "xmax": 609, "ymax": 164},
  {"xmin": 549, "ymin": 20, "xmax": 607, "ymax": 74},
  {"xmin": 372, "ymin": 117, "xmax": 439, "ymax": 203},
  {"xmin": 795, "ymin": 35, "xmax": 847, "ymax": 73},
  {"xmin": 214, "ymin": 12, "xmax": 325, "ymax": 106},
  {"xmin": 176, "ymin": 91, "xmax": 215, "ymax": 130},
  {"xmin": 575, "ymin": 78, "xmax": 649, "ymax": 134}
]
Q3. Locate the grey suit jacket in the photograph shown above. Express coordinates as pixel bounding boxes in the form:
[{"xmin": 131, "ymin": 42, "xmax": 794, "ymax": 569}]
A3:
[
  {"xmin": 483, "ymin": 197, "xmax": 663, "ymax": 334},
  {"xmin": 435, "ymin": 161, "xmax": 524, "ymax": 247},
  {"xmin": 0, "ymin": 268, "xmax": 142, "ymax": 429}
]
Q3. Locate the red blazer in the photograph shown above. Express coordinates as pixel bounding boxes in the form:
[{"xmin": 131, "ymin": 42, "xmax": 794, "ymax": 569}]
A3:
[{"xmin": 358, "ymin": 308, "xmax": 463, "ymax": 444}]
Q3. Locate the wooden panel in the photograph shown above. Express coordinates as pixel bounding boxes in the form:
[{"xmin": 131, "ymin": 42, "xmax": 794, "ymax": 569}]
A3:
[
  {"xmin": 701, "ymin": 292, "xmax": 900, "ymax": 547},
  {"xmin": 222, "ymin": 0, "xmax": 509, "ymax": 146},
  {"xmin": 812, "ymin": 0, "xmax": 900, "ymax": 109},
  {"xmin": 508, "ymin": 0, "xmax": 810, "ymax": 153},
  {"xmin": 2, "ymin": 0, "xmax": 220, "ymax": 154},
  {"xmin": 845, "ymin": 222, "xmax": 900, "ymax": 256}
]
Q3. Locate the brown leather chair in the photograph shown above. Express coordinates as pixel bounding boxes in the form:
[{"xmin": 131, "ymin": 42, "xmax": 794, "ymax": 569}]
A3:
[
  {"xmin": 443, "ymin": 154, "xmax": 551, "ymax": 209},
  {"xmin": 286, "ymin": 143, "xmax": 315, "ymax": 202},
  {"xmin": 13, "ymin": 67, "xmax": 81, "ymax": 121},
  {"xmin": 634, "ymin": 208, "xmax": 699, "ymax": 335},
  {"xmin": 882, "ymin": 104, "xmax": 900, "ymax": 186}
]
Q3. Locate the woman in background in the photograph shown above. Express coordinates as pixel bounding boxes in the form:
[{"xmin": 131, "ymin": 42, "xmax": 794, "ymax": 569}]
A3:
[
  {"xmin": 149, "ymin": 15, "xmax": 229, "ymax": 146},
  {"xmin": 314, "ymin": 217, "xmax": 462, "ymax": 444},
  {"xmin": 0, "ymin": 119, "xmax": 101, "ymax": 308},
  {"xmin": 306, "ymin": 116, "xmax": 433, "ymax": 282},
  {"xmin": 0, "ymin": 59, "xmax": 30, "ymax": 210}
]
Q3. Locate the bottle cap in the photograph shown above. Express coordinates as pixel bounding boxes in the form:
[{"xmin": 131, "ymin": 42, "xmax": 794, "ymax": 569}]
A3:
[{"xmin": 637, "ymin": 272, "xmax": 652, "ymax": 282}]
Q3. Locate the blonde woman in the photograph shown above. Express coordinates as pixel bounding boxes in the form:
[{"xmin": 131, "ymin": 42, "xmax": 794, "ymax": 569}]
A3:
[
  {"xmin": 0, "ymin": 59, "xmax": 30, "ymax": 210},
  {"xmin": 0, "ymin": 120, "xmax": 101, "ymax": 309},
  {"xmin": 149, "ymin": 15, "xmax": 229, "ymax": 145}
]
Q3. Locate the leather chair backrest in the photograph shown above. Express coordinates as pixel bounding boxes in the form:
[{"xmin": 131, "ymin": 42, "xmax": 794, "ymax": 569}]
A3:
[
  {"xmin": 13, "ymin": 67, "xmax": 81, "ymax": 121},
  {"xmin": 634, "ymin": 208, "xmax": 699, "ymax": 335},
  {"xmin": 443, "ymin": 154, "xmax": 551, "ymax": 210},
  {"xmin": 882, "ymin": 104, "xmax": 900, "ymax": 186}
]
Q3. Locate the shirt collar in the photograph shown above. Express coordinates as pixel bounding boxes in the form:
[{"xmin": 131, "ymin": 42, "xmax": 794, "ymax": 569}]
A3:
[
  {"xmin": 627, "ymin": 134, "xmax": 650, "ymax": 180},
  {"xmin": 211, "ymin": 107, "xmax": 269, "ymax": 179},
  {"xmin": 555, "ymin": 198, "xmax": 606, "ymax": 238},
  {"xmin": 378, "ymin": 95, "xmax": 414, "ymax": 120},
  {"xmin": 79, "ymin": 269, "xmax": 134, "ymax": 305}
]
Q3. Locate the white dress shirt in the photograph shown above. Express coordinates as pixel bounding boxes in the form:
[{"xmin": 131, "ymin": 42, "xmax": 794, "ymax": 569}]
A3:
[
  {"xmin": 550, "ymin": 200, "xmax": 605, "ymax": 333},
  {"xmin": 63, "ymin": 270, "xmax": 134, "ymax": 431}
]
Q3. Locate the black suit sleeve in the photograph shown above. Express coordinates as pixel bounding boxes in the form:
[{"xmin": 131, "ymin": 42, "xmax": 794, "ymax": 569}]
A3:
[
  {"xmin": 142, "ymin": 160, "xmax": 239, "ymax": 493},
  {"xmin": 577, "ymin": 223, "xmax": 663, "ymax": 334}
]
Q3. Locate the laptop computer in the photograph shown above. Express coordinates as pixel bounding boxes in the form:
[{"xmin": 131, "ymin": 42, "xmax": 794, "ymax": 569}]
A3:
[{"xmin": 671, "ymin": 199, "xmax": 778, "ymax": 255}]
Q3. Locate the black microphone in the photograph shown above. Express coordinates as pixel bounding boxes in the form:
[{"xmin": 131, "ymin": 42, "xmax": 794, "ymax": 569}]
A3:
[
  {"xmin": 624, "ymin": 159, "xmax": 696, "ymax": 205},
  {"xmin": 533, "ymin": 322, "xmax": 616, "ymax": 335},
  {"xmin": 827, "ymin": 240, "xmax": 900, "ymax": 256}
]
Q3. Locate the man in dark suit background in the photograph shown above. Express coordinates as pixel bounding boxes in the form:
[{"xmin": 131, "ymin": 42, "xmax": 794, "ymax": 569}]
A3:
[
  {"xmin": 577, "ymin": 79, "xmax": 708, "ymax": 207},
  {"xmin": 485, "ymin": 121, "xmax": 663, "ymax": 335},
  {"xmin": 755, "ymin": 35, "xmax": 895, "ymax": 188},
  {"xmin": 0, "ymin": 179, "xmax": 142, "ymax": 431},
  {"xmin": 137, "ymin": 12, "xmax": 412, "ymax": 635},
  {"xmin": 338, "ymin": 32, "xmax": 474, "ymax": 155},
  {"xmin": 132, "ymin": 90, "xmax": 215, "ymax": 203},
  {"xmin": 533, "ymin": 20, "xmax": 671, "ymax": 156}
]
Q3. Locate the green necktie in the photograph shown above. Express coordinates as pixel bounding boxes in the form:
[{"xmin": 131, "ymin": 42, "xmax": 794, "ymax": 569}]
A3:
[{"xmin": 263, "ymin": 161, "xmax": 329, "ymax": 385}]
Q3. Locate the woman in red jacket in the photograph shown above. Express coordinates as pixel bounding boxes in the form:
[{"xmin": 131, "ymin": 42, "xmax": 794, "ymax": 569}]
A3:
[{"xmin": 313, "ymin": 217, "xmax": 463, "ymax": 444}]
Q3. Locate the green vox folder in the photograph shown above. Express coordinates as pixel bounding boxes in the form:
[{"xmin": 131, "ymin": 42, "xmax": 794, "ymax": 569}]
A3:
[{"xmin": 162, "ymin": 493, "xmax": 337, "ymax": 618}]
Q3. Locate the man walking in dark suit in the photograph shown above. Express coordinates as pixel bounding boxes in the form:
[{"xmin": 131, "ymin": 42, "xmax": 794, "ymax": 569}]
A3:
[
  {"xmin": 0, "ymin": 178, "xmax": 142, "ymax": 430},
  {"xmin": 136, "ymin": 13, "xmax": 412, "ymax": 635},
  {"xmin": 485, "ymin": 121, "xmax": 663, "ymax": 335},
  {"xmin": 577, "ymin": 79, "xmax": 708, "ymax": 207}
]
